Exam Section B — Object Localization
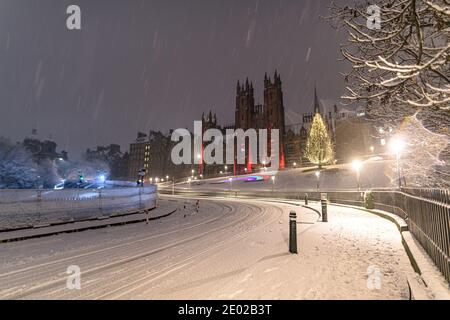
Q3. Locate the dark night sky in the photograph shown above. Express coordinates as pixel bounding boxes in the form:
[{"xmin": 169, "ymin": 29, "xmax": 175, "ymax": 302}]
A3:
[{"xmin": 0, "ymin": 0, "xmax": 349, "ymax": 158}]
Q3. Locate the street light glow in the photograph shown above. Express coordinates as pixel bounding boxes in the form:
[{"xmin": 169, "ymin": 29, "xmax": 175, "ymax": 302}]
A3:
[
  {"xmin": 315, "ymin": 171, "xmax": 320, "ymax": 178},
  {"xmin": 389, "ymin": 137, "xmax": 405, "ymax": 155},
  {"xmin": 352, "ymin": 160, "xmax": 362, "ymax": 172}
]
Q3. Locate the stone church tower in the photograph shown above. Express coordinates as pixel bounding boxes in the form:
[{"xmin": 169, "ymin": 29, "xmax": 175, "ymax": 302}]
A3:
[
  {"xmin": 263, "ymin": 71, "xmax": 285, "ymax": 170},
  {"xmin": 234, "ymin": 71, "xmax": 286, "ymax": 173}
]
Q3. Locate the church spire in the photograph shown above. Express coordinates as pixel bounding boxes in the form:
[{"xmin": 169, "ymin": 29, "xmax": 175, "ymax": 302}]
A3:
[{"xmin": 313, "ymin": 85, "xmax": 321, "ymax": 115}]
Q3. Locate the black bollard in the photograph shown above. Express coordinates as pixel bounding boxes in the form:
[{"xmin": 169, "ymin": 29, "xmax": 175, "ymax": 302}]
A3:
[
  {"xmin": 304, "ymin": 193, "xmax": 308, "ymax": 205},
  {"xmin": 321, "ymin": 201, "xmax": 328, "ymax": 222},
  {"xmin": 321, "ymin": 193, "xmax": 328, "ymax": 222},
  {"xmin": 289, "ymin": 211, "xmax": 298, "ymax": 254}
]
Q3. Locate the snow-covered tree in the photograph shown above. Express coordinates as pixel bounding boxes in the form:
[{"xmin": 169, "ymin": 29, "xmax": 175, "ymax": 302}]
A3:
[
  {"xmin": 0, "ymin": 138, "xmax": 39, "ymax": 189},
  {"xmin": 38, "ymin": 159, "xmax": 60, "ymax": 189},
  {"xmin": 326, "ymin": 0, "xmax": 450, "ymax": 111},
  {"xmin": 305, "ymin": 113, "xmax": 334, "ymax": 167},
  {"xmin": 394, "ymin": 115, "xmax": 449, "ymax": 188}
]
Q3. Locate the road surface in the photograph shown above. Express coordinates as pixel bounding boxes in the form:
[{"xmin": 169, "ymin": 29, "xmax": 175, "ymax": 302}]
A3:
[{"xmin": 0, "ymin": 196, "xmax": 414, "ymax": 299}]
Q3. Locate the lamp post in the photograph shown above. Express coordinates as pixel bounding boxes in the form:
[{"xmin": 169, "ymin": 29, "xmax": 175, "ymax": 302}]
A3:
[
  {"xmin": 172, "ymin": 177, "xmax": 175, "ymax": 196},
  {"xmin": 352, "ymin": 160, "xmax": 362, "ymax": 191},
  {"xmin": 271, "ymin": 176, "xmax": 275, "ymax": 195},
  {"xmin": 389, "ymin": 137, "xmax": 405, "ymax": 189},
  {"xmin": 188, "ymin": 177, "xmax": 192, "ymax": 189},
  {"xmin": 315, "ymin": 170, "xmax": 320, "ymax": 191}
]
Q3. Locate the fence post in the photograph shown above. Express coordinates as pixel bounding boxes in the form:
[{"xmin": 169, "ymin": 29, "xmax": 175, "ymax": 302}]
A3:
[
  {"xmin": 36, "ymin": 189, "xmax": 42, "ymax": 222},
  {"xmin": 289, "ymin": 211, "xmax": 298, "ymax": 254},
  {"xmin": 139, "ymin": 186, "xmax": 143, "ymax": 210},
  {"xmin": 98, "ymin": 189, "xmax": 102, "ymax": 216}
]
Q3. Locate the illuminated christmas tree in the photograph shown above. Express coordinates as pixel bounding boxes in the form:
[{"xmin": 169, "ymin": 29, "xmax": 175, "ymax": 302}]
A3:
[{"xmin": 305, "ymin": 113, "xmax": 334, "ymax": 168}]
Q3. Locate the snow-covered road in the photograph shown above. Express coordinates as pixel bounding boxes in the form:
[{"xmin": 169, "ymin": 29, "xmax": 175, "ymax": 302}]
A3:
[{"xmin": 0, "ymin": 196, "xmax": 414, "ymax": 299}]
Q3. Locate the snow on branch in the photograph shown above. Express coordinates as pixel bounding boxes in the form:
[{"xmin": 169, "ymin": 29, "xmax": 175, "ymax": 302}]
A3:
[{"xmin": 325, "ymin": 0, "xmax": 450, "ymax": 112}]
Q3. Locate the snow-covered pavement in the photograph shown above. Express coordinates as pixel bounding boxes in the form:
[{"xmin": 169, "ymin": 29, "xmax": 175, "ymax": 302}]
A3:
[{"xmin": 0, "ymin": 196, "xmax": 414, "ymax": 299}]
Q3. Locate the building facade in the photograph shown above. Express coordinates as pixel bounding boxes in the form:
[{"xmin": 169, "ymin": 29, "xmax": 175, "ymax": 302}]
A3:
[
  {"xmin": 22, "ymin": 129, "xmax": 68, "ymax": 163},
  {"xmin": 126, "ymin": 72, "xmax": 374, "ymax": 182},
  {"xmin": 128, "ymin": 132, "xmax": 151, "ymax": 182}
]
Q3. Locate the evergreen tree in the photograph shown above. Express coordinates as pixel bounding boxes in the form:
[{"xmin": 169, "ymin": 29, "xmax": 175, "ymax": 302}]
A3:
[{"xmin": 305, "ymin": 113, "xmax": 333, "ymax": 167}]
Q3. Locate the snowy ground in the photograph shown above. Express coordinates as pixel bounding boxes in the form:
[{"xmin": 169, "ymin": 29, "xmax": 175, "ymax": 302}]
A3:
[{"xmin": 0, "ymin": 195, "xmax": 414, "ymax": 300}]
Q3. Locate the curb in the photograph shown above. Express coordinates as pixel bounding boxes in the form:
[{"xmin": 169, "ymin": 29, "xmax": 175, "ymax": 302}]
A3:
[{"xmin": 0, "ymin": 208, "xmax": 177, "ymax": 244}]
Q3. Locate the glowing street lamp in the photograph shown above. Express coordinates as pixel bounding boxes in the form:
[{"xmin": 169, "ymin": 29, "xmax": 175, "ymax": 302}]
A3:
[
  {"xmin": 351, "ymin": 160, "xmax": 362, "ymax": 190},
  {"xmin": 271, "ymin": 175, "xmax": 276, "ymax": 194},
  {"xmin": 315, "ymin": 171, "xmax": 320, "ymax": 190},
  {"xmin": 389, "ymin": 137, "xmax": 405, "ymax": 189},
  {"xmin": 228, "ymin": 177, "xmax": 233, "ymax": 193},
  {"xmin": 293, "ymin": 162, "xmax": 297, "ymax": 168},
  {"xmin": 187, "ymin": 177, "xmax": 192, "ymax": 189}
]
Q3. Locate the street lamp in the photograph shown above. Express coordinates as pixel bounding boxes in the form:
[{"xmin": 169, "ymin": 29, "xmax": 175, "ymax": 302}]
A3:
[
  {"xmin": 352, "ymin": 160, "xmax": 362, "ymax": 191},
  {"xmin": 315, "ymin": 171, "xmax": 320, "ymax": 190},
  {"xmin": 389, "ymin": 137, "xmax": 405, "ymax": 189},
  {"xmin": 293, "ymin": 162, "xmax": 297, "ymax": 168},
  {"xmin": 188, "ymin": 177, "xmax": 192, "ymax": 189},
  {"xmin": 271, "ymin": 175, "xmax": 275, "ymax": 194}
]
